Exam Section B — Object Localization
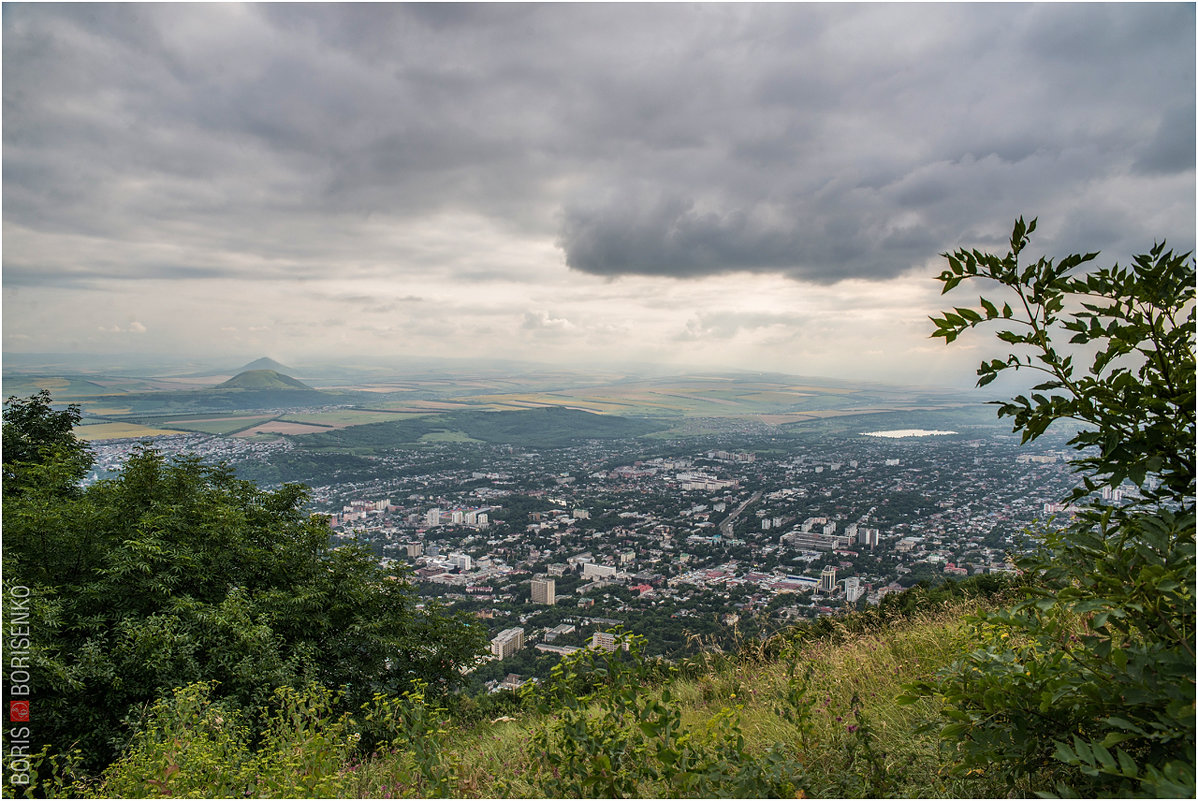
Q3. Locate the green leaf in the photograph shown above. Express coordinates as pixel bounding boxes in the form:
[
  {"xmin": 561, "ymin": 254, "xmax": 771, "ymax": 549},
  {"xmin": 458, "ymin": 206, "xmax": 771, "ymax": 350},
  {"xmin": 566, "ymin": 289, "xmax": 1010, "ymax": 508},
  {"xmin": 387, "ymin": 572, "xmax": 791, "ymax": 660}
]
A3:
[
  {"xmin": 1115, "ymin": 748, "xmax": 1138, "ymax": 778},
  {"xmin": 1054, "ymin": 740, "xmax": 1079, "ymax": 765}
]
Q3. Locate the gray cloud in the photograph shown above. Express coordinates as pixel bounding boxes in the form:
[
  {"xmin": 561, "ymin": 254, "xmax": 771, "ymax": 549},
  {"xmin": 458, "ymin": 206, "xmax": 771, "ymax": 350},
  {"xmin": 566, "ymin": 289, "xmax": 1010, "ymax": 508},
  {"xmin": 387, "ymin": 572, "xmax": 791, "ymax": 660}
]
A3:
[
  {"xmin": 2, "ymin": 2, "xmax": 1193, "ymax": 293},
  {"xmin": 1134, "ymin": 101, "xmax": 1197, "ymax": 175}
]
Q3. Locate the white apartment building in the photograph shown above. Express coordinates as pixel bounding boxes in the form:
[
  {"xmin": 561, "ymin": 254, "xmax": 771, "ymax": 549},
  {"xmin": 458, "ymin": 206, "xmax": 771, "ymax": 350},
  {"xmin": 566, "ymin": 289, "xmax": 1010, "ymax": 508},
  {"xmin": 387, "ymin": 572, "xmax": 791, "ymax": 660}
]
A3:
[
  {"xmin": 491, "ymin": 627, "xmax": 525, "ymax": 659},
  {"xmin": 582, "ymin": 563, "xmax": 617, "ymax": 580}
]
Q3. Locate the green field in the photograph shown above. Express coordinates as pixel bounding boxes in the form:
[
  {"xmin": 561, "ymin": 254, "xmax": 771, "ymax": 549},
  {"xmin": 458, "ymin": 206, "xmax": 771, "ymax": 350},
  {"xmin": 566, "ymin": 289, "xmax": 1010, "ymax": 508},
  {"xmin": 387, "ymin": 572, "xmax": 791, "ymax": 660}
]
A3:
[
  {"xmin": 277, "ymin": 410, "xmax": 427, "ymax": 427},
  {"xmin": 417, "ymin": 429, "xmax": 482, "ymax": 443}
]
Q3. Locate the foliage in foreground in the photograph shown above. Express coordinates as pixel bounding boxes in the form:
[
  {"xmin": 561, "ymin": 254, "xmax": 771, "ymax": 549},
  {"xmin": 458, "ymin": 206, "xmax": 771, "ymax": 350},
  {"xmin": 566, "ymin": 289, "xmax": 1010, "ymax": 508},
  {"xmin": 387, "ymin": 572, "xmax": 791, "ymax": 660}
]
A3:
[
  {"xmin": 2, "ymin": 391, "xmax": 488, "ymax": 781},
  {"xmin": 19, "ymin": 587, "xmax": 1013, "ymax": 799},
  {"xmin": 912, "ymin": 218, "xmax": 1195, "ymax": 797}
]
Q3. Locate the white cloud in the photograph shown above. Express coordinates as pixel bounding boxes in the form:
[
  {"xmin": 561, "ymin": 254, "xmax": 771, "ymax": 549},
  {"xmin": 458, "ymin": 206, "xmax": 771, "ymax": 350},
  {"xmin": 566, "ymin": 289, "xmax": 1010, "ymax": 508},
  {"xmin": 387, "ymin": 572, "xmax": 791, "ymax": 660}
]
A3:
[{"xmin": 522, "ymin": 311, "xmax": 575, "ymax": 332}]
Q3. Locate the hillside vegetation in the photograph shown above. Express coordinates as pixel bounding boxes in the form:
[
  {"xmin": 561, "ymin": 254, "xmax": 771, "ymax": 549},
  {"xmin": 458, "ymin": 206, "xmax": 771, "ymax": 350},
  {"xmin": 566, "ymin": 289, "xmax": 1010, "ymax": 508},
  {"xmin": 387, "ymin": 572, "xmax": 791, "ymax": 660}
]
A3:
[
  {"xmin": 296, "ymin": 406, "xmax": 669, "ymax": 451},
  {"xmin": 42, "ymin": 580, "xmax": 1034, "ymax": 799}
]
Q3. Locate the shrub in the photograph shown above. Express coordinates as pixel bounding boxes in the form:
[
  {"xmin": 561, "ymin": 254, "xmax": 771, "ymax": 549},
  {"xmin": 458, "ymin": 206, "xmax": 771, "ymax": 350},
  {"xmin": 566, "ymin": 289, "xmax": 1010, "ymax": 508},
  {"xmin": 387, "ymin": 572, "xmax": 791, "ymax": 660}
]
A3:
[{"xmin": 904, "ymin": 218, "xmax": 1195, "ymax": 797}]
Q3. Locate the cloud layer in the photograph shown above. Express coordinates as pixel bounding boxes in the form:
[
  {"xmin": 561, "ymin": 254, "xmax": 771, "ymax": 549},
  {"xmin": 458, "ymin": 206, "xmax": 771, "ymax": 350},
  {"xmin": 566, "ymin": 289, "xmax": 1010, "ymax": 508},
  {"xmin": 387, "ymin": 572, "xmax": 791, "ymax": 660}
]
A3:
[{"xmin": 3, "ymin": 3, "xmax": 1194, "ymax": 379}]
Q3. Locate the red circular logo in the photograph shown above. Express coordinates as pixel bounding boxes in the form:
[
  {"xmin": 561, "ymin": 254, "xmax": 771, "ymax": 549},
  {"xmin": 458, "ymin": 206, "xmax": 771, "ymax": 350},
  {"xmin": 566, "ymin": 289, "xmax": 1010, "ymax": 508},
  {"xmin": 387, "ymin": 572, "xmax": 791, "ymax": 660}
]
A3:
[{"xmin": 9, "ymin": 700, "xmax": 30, "ymax": 722}]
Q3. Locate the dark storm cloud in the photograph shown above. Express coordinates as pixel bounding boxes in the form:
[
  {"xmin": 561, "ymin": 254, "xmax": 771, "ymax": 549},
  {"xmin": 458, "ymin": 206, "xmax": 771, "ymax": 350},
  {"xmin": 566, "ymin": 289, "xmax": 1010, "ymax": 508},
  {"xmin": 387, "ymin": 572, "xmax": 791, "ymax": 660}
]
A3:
[
  {"xmin": 1134, "ymin": 101, "xmax": 1197, "ymax": 175},
  {"xmin": 3, "ymin": 3, "xmax": 1194, "ymax": 287}
]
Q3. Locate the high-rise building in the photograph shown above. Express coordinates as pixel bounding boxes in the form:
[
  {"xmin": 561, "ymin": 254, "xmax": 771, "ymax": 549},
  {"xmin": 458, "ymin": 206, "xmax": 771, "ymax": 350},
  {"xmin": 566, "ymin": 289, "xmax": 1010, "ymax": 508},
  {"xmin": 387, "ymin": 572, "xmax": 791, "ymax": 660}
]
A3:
[
  {"xmin": 425, "ymin": 508, "xmax": 442, "ymax": 527},
  {"xmin": 531, "ymin": 576, "xmax": 556, "ymax": 606},
  {"xmin": 857, "ymin": 527, "xmax": 880, "ymax": 549},
  {"xmin": 819, "ymin": 565, "xmax": 838, "ymax": 593},
  {"xmin": 843, "ymin": 576, "xmax": 864, "ymax": 603},
  {"xmin": 491, "ymin": 627, "xmax": 525, "ymax": 659}
]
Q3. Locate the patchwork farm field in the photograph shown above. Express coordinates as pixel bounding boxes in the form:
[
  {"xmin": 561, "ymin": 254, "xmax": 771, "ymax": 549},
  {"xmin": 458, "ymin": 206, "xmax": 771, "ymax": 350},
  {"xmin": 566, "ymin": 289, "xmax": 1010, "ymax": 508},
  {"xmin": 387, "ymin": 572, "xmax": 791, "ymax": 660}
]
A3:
[
  {"xmin": 455, "ymin": 377, "xmax": 872, "ymax": 418},
  {"xmin": 159, "ymin": 415, "xmax": 279, "ymax": 435},
  {"xmin": 73, "ymin": 422, "xmax": 189, "ymax": 441},
  {"xmin": 18, "ymin": 364, "xmax": 981, "ymax": 443},
  {"xmin": 233, "ymin": 420, "xmax": 335, "ymax": 437},
  {"xmin": 276, "ymin": 410, "xmax": 430, "ymax": 427}
]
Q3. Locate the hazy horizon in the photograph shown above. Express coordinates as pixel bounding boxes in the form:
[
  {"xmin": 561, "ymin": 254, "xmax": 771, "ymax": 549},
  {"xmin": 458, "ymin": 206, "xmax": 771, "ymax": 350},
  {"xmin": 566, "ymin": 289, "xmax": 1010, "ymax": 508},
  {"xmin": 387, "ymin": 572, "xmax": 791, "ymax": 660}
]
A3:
[{"xmin": 4, "ymin": 3, "xmax": 1194, "ymax": 386}]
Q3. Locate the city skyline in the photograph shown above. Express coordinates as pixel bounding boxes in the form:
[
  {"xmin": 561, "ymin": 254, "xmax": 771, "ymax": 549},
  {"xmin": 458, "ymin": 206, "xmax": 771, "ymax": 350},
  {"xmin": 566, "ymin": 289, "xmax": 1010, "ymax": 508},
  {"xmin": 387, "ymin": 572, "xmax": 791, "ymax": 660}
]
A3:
[{"xmin": 4, "ymin": 3, "xmax": 1194, "ymax": 386}]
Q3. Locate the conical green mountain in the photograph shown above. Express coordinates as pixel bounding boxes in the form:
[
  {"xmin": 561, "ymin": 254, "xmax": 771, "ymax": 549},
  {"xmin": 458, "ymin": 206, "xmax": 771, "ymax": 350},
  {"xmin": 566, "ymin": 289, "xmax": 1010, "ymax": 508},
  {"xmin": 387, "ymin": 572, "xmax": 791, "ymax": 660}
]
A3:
[
  {"xmin": 238, "ymin": 357, "xmax": 293, "ymax": 373},
  {"xmin": 216, "ymin": 370, "xmax": 313, "ymax": 391}
]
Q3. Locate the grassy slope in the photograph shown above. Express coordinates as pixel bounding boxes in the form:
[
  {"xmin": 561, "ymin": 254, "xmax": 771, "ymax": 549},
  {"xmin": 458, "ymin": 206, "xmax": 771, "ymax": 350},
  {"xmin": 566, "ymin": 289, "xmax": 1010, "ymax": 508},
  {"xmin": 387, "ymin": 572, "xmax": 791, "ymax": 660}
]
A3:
[
  {"xmin": 68, "ymin": 583, "xmax": 1042, "ymax": 799},
  {"xmin": 343, "ymin": 600, "xmax": 1018, "ymax": 799}
]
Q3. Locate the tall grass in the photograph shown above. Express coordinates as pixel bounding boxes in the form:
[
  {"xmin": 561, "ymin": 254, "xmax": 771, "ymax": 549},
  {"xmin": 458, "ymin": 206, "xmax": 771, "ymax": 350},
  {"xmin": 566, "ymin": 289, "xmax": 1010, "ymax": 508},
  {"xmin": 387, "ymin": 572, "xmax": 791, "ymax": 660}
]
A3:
[
  {"xmin": 38, "ymin": 592, "xmax": 1023, "ymax": 798},
  {"xmin": 348, "ymin": 600, "xmax": 1014, "ymax": 798}
]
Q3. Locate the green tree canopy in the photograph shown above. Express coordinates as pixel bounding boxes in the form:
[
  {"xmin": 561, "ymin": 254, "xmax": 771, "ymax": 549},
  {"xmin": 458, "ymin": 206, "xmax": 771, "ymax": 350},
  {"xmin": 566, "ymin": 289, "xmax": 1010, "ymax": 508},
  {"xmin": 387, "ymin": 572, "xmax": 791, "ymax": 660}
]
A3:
[
  {"xmin": 2, "ymin": 389, "xmax": 92, "ymax": 497},
  {"xmin": 911, "ymin": 218, "xmax": 1195, "ymax": 797},
  {"xmin": 2, "ymin": 400, "xmax": 487, "ymax": 775}
]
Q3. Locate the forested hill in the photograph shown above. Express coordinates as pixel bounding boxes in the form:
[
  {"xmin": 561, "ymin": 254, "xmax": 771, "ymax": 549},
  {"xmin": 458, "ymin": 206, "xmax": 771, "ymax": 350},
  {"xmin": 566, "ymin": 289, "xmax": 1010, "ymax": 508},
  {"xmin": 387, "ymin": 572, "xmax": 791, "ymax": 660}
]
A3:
[{"xmin": 297, "ymin": 405, "xmax": 670, "ymax": 450}]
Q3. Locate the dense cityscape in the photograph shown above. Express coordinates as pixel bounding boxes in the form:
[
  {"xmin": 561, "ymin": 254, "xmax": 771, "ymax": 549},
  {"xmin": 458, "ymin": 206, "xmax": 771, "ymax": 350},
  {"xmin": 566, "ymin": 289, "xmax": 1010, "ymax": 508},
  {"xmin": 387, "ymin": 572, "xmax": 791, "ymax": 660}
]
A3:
[{"xmin": 87, "ymin": 418, "xmax": 1087, "ymax": 691}]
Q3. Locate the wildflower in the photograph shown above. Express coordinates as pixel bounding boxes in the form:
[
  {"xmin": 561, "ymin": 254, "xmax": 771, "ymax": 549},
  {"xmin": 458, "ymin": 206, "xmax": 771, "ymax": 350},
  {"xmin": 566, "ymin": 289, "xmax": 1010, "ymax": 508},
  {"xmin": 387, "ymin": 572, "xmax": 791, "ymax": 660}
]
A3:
[{"xmin": 847, "ymin": 724, "xmax": 858, "ymax": 733}]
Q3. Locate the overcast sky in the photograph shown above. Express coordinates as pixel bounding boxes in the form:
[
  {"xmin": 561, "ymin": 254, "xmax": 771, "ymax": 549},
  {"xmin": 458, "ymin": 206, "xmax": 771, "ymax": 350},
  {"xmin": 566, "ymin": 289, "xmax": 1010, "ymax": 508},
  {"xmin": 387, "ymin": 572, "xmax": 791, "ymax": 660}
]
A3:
[{"xmin": 4, "ymin": 3, "xmax": 1194, "ymax": 384}]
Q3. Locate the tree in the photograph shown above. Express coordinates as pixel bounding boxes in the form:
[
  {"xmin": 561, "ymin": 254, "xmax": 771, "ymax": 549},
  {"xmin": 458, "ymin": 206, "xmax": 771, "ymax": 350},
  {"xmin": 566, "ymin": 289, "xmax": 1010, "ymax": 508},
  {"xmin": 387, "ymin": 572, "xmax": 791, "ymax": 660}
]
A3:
[
  {"xmin": 2, "ymin": 389, "xmax": 91, "ymax": 496},
  {"xmin": 2, "ymin": 399, "xmax": 488, "ymax": 778},
  {"xmin": 904, "ymin": 219, "xmax": 1195, "ymax": 796}
]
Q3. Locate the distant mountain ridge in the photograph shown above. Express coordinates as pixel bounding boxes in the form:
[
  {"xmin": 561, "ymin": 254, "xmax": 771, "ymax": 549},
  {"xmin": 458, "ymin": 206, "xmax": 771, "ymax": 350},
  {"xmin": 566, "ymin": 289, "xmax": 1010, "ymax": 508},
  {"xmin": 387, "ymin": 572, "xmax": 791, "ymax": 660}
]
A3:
[{"xmin": 216, "ymin": 370, "xmax": 314, "ymax": 391}]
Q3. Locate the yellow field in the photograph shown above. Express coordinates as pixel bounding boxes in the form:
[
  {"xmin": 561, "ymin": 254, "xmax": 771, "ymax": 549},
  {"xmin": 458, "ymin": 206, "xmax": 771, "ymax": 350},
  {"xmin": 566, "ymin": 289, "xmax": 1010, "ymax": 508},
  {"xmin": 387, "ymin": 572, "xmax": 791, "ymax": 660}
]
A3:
[
  {"xmin": 233, "ymin": 421, "xmax": 333, "ymax": 437},
  {"xmin": 73, "ymin": 423, "xmax": 187, "ymax": 441},
  {"xmin": 467, "ymin": 389, "xmax": 692, "ymax": 413},
  {"xmin": 757, "ymin": 408, "xmax": 898, "ymax": 426},
  {"xmin": 86, "ymin": 406, "xmax": 135, "ymax": 415},
  {"xmin": 734, "ymin": 390, "xmax": 814, "ymax": 404}
]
